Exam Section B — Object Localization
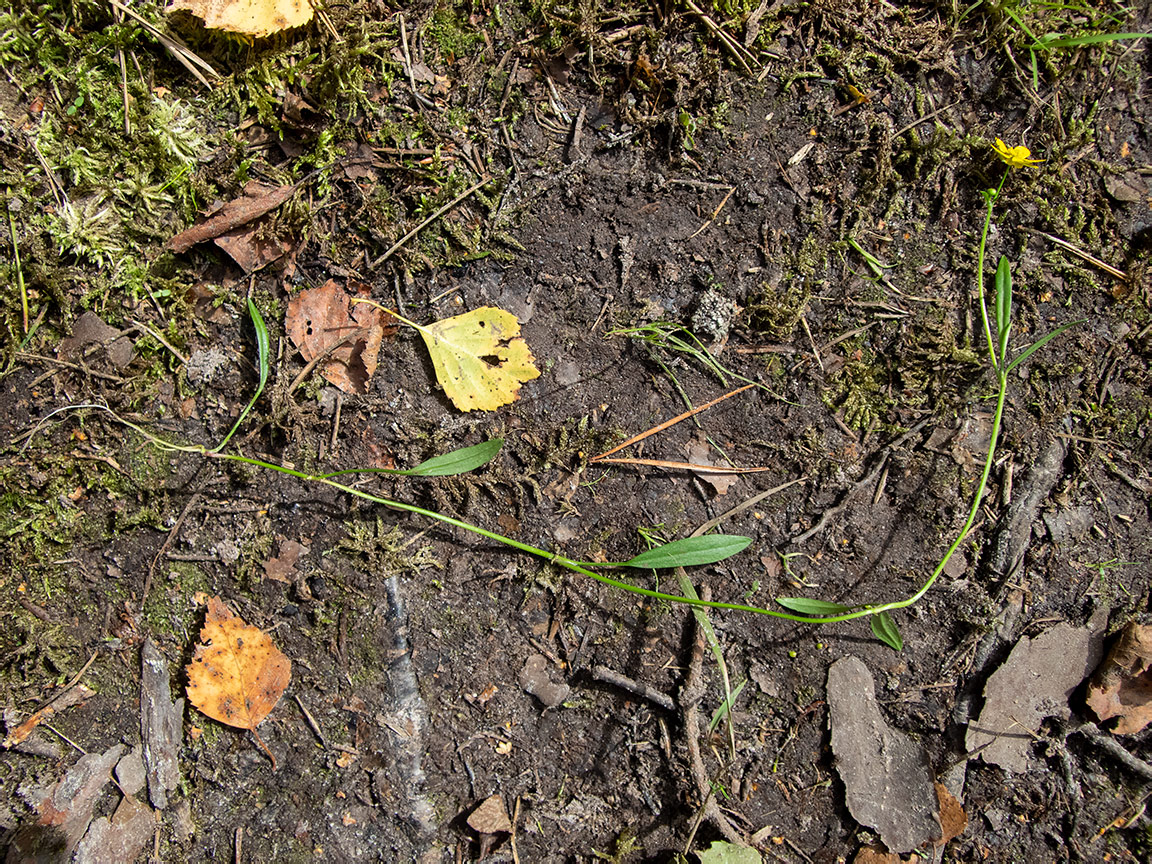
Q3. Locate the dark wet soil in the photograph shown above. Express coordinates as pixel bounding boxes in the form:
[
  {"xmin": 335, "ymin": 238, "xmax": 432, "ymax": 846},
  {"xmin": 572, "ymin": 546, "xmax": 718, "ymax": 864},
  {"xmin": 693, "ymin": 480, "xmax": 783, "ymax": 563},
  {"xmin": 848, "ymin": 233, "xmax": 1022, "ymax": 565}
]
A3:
[{"xmin": 2, "ymin": 1, "xmax": 1152, "ymax": 862}]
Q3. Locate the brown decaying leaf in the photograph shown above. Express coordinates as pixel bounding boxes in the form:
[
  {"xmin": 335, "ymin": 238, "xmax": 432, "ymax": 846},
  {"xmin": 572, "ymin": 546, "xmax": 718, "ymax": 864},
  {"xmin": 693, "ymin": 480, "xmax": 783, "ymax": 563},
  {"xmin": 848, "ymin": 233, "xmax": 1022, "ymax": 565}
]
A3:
[
  {"xmin": 165, "ymin": 0, "xmax": 313, "ymax": 39},
  {"xmin": 285, "ymin": 280, "xmax": 393, "ymax": 395},
  {"xmin": 933, "ymin": 783, "xmax": 967, "ymax": 846},
  {"xmin": 185, "ymin": 596, "xmax": 290, "ymax": 769},
  {"xmin": 166, "ymin": 181, "xmax": 295, "ymax": 254},
  {"xmin": 1086, "ymin": 622, "xmax": 1152, "ymax": 735}
]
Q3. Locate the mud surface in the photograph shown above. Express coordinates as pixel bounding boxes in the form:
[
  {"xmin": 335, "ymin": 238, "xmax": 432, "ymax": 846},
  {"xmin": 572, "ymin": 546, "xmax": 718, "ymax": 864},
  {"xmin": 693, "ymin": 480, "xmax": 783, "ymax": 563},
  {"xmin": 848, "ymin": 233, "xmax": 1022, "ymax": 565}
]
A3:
[{"xmin": 2, "ymin": 1, "xmax": 1152, "ymax": 862}]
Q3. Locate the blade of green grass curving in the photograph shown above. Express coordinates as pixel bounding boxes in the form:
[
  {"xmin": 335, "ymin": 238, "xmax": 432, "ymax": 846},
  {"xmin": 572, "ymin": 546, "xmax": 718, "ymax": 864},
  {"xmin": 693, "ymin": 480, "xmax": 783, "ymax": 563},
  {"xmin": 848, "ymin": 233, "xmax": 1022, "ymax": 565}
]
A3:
[
  {"xmin": 618, "ymin": 535, "xmax": 752, "ymax": 569},
  {"xmin": 213, "ymin": 298, "xmax": 269, "ymax": 453},
  {"xmin": 870, "ymin": 611, "xmax": 903, "ymax": 651}
]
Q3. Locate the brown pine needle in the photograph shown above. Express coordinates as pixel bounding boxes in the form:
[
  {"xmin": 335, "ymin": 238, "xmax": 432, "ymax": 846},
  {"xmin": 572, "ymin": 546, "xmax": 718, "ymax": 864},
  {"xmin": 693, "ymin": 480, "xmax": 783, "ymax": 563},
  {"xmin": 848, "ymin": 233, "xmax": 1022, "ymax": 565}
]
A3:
[
  {"xmin": 591, "ymin": 383, "xmax": 753, "ymax": 462},
  {"xmin": 593, "ymin": 456, "xmax": 773, "ymax": 474}
]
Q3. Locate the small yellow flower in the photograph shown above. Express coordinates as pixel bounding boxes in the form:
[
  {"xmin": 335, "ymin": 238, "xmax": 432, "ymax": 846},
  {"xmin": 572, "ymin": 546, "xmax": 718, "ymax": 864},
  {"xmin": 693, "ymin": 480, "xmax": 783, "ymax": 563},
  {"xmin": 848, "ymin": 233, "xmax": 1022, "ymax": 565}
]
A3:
[{"xmin": 993, "ymin": 138, "xmax": 1044, "ymax": 169}]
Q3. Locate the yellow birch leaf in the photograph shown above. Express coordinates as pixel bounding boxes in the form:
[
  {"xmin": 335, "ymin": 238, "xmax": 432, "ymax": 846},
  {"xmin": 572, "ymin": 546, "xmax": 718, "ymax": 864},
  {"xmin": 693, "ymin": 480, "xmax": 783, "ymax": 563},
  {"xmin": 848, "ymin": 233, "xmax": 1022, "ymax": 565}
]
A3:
[
  {"xmin": 166, "ymin": 0, "xmax": 313, "ymax": 39},
  {"xmin": 417, "ymin": 307, "xmax": 540, "ymax": 412}
]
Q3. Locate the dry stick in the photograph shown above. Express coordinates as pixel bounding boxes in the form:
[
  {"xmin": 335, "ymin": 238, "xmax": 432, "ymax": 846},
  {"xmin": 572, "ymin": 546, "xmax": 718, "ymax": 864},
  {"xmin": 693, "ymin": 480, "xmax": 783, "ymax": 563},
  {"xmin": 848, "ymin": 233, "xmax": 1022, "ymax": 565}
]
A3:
[
  {"xmin": 893, "ymin": 100, "xmax": 961, "ymax": 138},
  {"xmin": 15, "ymin": 352, "xmax": 127, "ymax": 384},
  {"xmin": 1025, "ymin": 228, "xmax": 1128, "ymax": 281},
  {"xmin": 1071, "ymin": 723, "xmax": 1152, "ymax": 782},
  {"xmin": 372, "ymin": 177, "xmax": 491, "ymax": 267},
  {"xmin": 142, "ymin": 491, "xmax": 201, "ymax": 613},
  {"xmin": 294, "ymin": 694, "xmax": 329, "ymax": 749},
  {"xmin": 680, "ymin": 585, "xmax": 746, "ymax": 848},
  {"xmin": 591, "ymin": 384, "xmax": 754, "ymax": 461},
  {"xmin": 106, "ymin": 0, "xmax": 219, "ymax": 86},
  {"xmin": 131, "ymin": 319, "xmax": 189, "ymax": 365},
  {"xmin": 682, "ymin": 0, "xmax": 756, "ymax": 76},
  {"xmin": 510, "ymin": 796, "xmax": 522, "ymax": 864},
  {"xmin": 113, "ymin": 3, "xmax": 130, "ymax": 135},
  {"xmin": 686, "ymin": 186, "xmax": 737, "ymax": 240},
  {"xmin": 591, "ymin": 665, "xmax": 676, "ymax": 711}
]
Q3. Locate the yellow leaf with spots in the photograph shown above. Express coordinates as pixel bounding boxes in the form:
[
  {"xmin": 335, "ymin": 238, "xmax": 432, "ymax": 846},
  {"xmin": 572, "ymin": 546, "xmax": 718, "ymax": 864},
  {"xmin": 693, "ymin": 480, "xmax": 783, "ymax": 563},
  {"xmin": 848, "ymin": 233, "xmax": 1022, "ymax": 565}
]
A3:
[
  {"xmin": 186, "ymin": 596, "xmax": 290, "ymax": 768},
  {"xmin": 416, "ymin": 307, "xmax": 540, "ymax": 412},
  {"xmin": 166, "ymin": 0, "xmax": 313, "ymax": 39}
]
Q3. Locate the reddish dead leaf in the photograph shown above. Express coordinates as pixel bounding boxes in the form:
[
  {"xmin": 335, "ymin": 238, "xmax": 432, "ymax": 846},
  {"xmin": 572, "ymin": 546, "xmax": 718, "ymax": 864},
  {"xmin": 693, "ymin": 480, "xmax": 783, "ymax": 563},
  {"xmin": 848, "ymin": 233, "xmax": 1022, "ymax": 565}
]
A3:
[
  {"xmin": 213, "ymin": 217, "xmax": 295, "ymax": 273},
  {"xmin": 934, "ymin": 783, "xmax": 967, "ymax": 846},
  {"xmin": 185, "ymin": 596, "xmax": 290, "ymax": 769},
  {"xmin": 285, "ymin": 280, "xmax": 394, "ymax": 394},
  {"xmin": 1086, "ymin": 622, "xmax": 1152, "ymax": 735},
  {"xmin": 263, "ymin": 538, "xmax": 309, "ymax": 583},
  {"xmin": 166, "ymin": 181, "xmax": 295, "ymax": 254}
]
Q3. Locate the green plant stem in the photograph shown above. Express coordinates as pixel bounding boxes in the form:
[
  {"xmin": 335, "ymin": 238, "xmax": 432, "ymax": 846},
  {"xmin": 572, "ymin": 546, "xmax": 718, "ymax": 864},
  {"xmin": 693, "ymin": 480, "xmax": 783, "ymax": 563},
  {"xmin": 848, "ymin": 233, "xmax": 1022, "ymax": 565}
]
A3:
[
  {"xmin": 976, "ymin": 169, "xmax": 1009, "ymax": 369},
  {"xmin": 8, "ymin": 201, "xmax": 28, "ymax": 334}
]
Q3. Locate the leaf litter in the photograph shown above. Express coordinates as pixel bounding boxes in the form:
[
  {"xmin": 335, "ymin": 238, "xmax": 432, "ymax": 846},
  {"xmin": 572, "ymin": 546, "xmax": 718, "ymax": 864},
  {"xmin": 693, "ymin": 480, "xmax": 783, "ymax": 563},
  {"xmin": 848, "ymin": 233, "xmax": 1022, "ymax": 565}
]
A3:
[
  {"xmin": 285, "ymin": 280, "xmax": 394, "ymax": 395},
  {"xmin": 1085, "ymin": 621, "xmax": 1152, "ymax": 735},
  {"xmin": 165, "ymin": 0, "xmax": 314, "ymax": 39},
  {"xmin": 185, "ymin": 595, "xmax": 291, "ymax": 769},
  {"xmin": 165, "ymin": 180, "xmax": 295, "ymax": 255}
]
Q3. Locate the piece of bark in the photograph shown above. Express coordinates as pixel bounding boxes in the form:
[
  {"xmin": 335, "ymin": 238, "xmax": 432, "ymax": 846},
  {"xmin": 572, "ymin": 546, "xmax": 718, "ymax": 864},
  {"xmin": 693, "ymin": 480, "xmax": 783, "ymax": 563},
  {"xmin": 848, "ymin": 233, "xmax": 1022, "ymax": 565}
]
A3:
[
  {"xmin": 141, "ymin": 639, "xmax": 183, "ymax": 810},
  {"xmin": 967, "ymin": 610, "xmax": 1107, "ymax": 772},
  {"xmin": 518, "ymin": 654, "xmax": 569, "ymax": 708},
  {"xmin": 73, "ymin": 794, "xmax": 152, "ymax": 864},
  {"xmin": 1086, "ymin": 622, "xmax": 1152, "ymax": 735},
  {"xmin": 165, "ymin": 181, "xmax": 295, "ymax": 253},
  {"xmin": 114, "ymin": 747, "xmax": 146, "ymax": 797},
  {"xmin": 6, "ymin": 744, "xmax": 126, "ymax": 863},
  {"xmin": 827, "ymin": 656, "xmax": 940, "ymax": 853}
]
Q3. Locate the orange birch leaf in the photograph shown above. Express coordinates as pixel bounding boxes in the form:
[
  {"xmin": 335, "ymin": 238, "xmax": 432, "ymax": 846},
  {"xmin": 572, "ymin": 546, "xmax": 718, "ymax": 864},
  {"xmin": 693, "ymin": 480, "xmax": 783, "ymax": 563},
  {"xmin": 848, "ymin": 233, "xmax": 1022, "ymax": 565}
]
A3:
[{"xmin": 186, "ymin": 596, "xmax": 291, "ymax": 768}]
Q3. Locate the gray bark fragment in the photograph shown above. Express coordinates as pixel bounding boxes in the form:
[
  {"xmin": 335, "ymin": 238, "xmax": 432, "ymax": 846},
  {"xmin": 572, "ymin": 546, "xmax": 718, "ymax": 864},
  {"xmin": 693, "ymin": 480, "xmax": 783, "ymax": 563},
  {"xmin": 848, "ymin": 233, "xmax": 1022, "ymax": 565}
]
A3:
[
  {"xmin": 140, "ymin": 638, "xmax": 182, "ymax": 810},
  {"xmin": 827, "ymin": 656, "xmax": 940, "ymax": 853}
]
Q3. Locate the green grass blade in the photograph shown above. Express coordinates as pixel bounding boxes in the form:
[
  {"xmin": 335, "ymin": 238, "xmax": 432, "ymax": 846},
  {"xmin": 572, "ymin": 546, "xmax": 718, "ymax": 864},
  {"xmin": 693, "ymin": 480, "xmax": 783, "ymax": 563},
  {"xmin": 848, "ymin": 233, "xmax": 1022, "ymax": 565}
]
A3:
[
  {"xmin": 213, "ymin": 298, "xmax": 269, "ymax": 452},
  {"xmin": 707, "ymin": 678, "xmax": 748, "ymax": 734},
  {"xmin": 407, "ymin": 438, "xmax": 503, "ymax": 475},
  {"xmin": 995, "ymin": 255, "xmax": 1012, "ymax": 362},
  {"xmin": 620, "ymin": 535, "xmax": 751, "ymax": 569},
  {"xmin": 317, "ymin": 439, "xmax": 504, "ymax": 479},
  {"xmin": 1035, "ymin": 32, "xmax": 1152, "ymax": 50},
  {"xmin": 1005, "ymin": 319, "xmax": 1085, "ymax": 374},
  {"xmin": 775, "ymin": 597, "xmax": 853, "ymax": 615},
  {"xmin": 870, "ymin": 611, "xmax": 903, "ymax": 651}
]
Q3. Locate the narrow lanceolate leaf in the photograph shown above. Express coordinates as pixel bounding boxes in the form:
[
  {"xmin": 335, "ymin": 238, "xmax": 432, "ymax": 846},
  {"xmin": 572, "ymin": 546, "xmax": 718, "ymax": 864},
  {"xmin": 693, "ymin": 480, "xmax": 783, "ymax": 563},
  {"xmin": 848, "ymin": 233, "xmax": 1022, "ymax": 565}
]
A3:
[
  {"xmin": 870, "ymin": 611, "xmax": 903, "ymax": 651},
  {"xmin": 408, "ymin": 439, "xmax": 503, "ymax": 476},
  {"xmin": 1005, "ymin": 319, "xmax": 1085, "ymax": 374},
  {"xmin": 621, "ymin": 535, "xmax": 751, "ymax": 570},
  {"xmin": 776, "ymin": 597, "xmax": 853, "ymax": 615},
  {"xmin": 995, "ymin": 255, "xmax": 1013, "ymax": 361}
]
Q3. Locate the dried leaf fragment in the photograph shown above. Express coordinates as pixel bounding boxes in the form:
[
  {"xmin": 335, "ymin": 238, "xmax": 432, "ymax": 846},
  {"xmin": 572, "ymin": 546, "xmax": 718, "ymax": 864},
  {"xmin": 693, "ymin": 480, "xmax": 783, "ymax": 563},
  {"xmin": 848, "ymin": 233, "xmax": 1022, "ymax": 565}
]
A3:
[
  {"xmin": 418, "ymin": 306, "xmax": 540, "ymax": 411},
  {"xmin": 1086, "ymin": 622, "xmax": 1152, "ymax": 735},
  {"xmin": 285, "ymin": 280, "xmax": 392, "ymax": 394},
  {"xmin": 166, "ymin": 181, "xmax": 294, "ymax": 254},
  {"xmin": 166, "ymin": 0, "xmax": 313, "ymax": 39},
  {"xmin": 185, "ymin": 596, "xmax": 290, "ymax": 768}
]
